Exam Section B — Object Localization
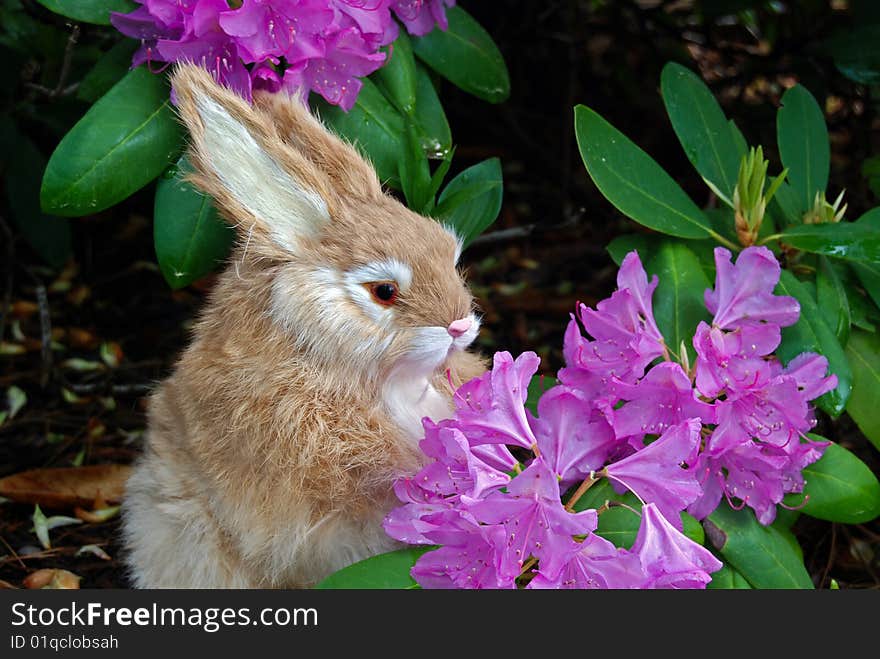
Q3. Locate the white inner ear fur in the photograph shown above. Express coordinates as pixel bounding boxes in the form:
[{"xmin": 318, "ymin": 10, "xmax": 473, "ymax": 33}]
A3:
[
  {"xmin": 441, "ymin": 224, "xmax": 464, "ymax": 264},
  {"xmin": 195, "ymin": 95, "xmax": 330, "ymax": 252}
]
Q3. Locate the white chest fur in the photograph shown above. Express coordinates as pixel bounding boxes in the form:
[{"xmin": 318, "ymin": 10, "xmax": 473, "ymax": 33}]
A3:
[{"xmin": 382, "ymin": 373, "xmax": 452, "ymax": 441}]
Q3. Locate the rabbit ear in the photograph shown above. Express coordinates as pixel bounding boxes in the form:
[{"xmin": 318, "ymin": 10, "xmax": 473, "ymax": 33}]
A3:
[
  {"xmin": 171, "ymin": 64, "xmax": 332, "ymax": 253},
  {"xmin": 254, "ymin": 92, "xmax": 384, "ymax": 202}
]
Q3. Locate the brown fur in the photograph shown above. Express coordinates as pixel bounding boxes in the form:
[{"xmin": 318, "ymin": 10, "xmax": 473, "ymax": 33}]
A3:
[{"xmin": 122, "ymin": 65, "xmax": 487, "ymax": 588}]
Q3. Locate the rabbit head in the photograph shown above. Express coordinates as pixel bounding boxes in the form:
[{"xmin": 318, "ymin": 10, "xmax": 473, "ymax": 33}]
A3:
[{"xmin": 171, "ymin": 65, "xmax": 480, "ymax": 401}]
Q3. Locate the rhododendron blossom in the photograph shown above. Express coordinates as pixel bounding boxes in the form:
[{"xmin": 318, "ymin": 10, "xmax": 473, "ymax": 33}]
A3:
[
  {"xmin": 111, "ymin": 0, "xmax": 456, "ymax": 108},
  {"xmin": 385, "ymin": 246, "xmax": 837, "ymax": 588}
]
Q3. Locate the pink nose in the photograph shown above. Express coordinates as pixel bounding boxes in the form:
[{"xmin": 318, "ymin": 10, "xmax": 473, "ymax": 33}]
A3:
[{"xmin": 448, "ymin": 318, "xmax": 471, "ymax": 338}]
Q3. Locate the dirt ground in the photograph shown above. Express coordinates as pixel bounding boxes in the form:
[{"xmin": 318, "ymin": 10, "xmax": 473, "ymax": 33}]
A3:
[{"xmin": 1, "ymin": 1, "xmax": 878, "ymax": 589}]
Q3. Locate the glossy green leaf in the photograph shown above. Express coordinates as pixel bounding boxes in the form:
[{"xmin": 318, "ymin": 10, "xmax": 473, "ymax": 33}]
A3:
[
  {"xmin": 707, "ymin": 562, "xmax": 752, "ymax": 589},
  {"xmin": 775, "ymin": 222, "xmax": 880, "ymax": 263},
  {"xmin": 413, "ymin": 64, "xmax": 452, "ymax": 159},
  {"xmin": 784, "ymin": 438, "xmax": 880, "ymax": 523},
  {"xmin": 776, "ymin": 270, "xmax": 852, "ymax": 417},
  {"xmin": 34, "ymin": 0, "xmax": 135, "ymax": 25},
  {"xmin": 398, "ymin": 121, "xmax": 432, "ymax": 213},
  {"xmin": 315, "ymin": 78, "xmax": 404, "ymax": 188},
  {"xmin": 816, "ymin": 257, "xmax": 851, "ymax": 345},
  {"xmin": 315, "ymin": 547, "xmax": 431, "ymax": 589},
  {"xmin": 772, "ymin": 180, "xmax": 805, "ymax": 226},
  {"xmin": 41, "ymin": 66, "xmax": 181, "ymax": 216},
  {"xmin": 411, "ymin": 6, "xmax": 510, "ymax": 104},
  {"xmin": 777, "ymin": 85, "xmax": 830, "ymax": 211},
  {"xmin": 647, "ymin": 242, "xmax": 712, "ymax": 364},
  {"xmin": 435, "ymin": 158, "xmax": 503, "ymax": 247},
  {"xmin": 595, "ymin": 506, "xmax": 641, "ymax": 548},
  {"xmin": 5, "ymin": 129, "xmax": 71, "ymax": 267},
  {"xmin": 574, "ymin": 105, "xmax": 714, "ymax": 240},
  {"xmin": 596, "ymin": 504, "xmax": 704, "ymax": 549},
  {"xmin": 845, "ymin": 329, "xmax": 880, "ymax": 450},
  {"xmin": 704, "ymin": 503, "xmax": 814, "ymax": 589},
  {"xmin": 153, "ymin": 157, "xmax": 234, "ymax": 289},
  {"xmin": 526, "ymin": 374, "xmax": 557, "ymax": 416},
  {"xmin": 661, "ymin": 62, "xmax": 745, "ymax": 203},
  {"xmin": 853, "ymin": 261, "xmax": 880, "ymax": 315},
  {"xmin": 606, "ymin": 234, "xmax": 657, "ymax": 267},
  {"xmin": 76, "ymin": 39, "xmax": 137, "ymax": 103},
  {"xmin": 571, "ymin": 478, "xmax": 617, "ymax": 513},
  {"xmin": 851, "ymin": 208, "xmax": 880, "ymax": 307},
  {"xmin": 373, "ymin": 31, "xmax": 417, "ymax": 116}
]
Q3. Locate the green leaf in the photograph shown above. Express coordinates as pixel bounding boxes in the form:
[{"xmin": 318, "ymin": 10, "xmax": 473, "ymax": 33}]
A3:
[
  {"xmin": 314, "ymin": 547, "xmax": 431, "ymax": 589},
  {"xmin": 153, "ymin": 156, "xmax": 234, "ymax": 289},
  {"xmin": 704, "ymin": 503, "xmax": 814, "ymax": 589},
  {"xmin": 824, "ymin": 24, "xmax": 880, "ymax": 85},
  {"xmin": 850, "ymin": 208, "xmax": 880, "ymax": 306},
  {"xmin": 595, "ymin": 506, "xmax": 641, "ymax": 548},
  {"xmin": 34, "ymin": 0, "xmax": 136, "ymax": 26},
  {"xmin": 816, "ymin": 257, "xmax": 851, "ymax": 346},
  {"xmin": 41, "ymin": 66, "xmax": 181, "ymax": 216},
  {"xmin": 845, "ymin": 329, "xmax": 880, "ymax": 449},
  {"xmin": 852, "ymin": 261, "xmax": 880, "ymax": 320},
  {"xmin": 707, "ymin": 562, "xmax": 753, "ymax": 589},
  {"xmin": 772, "ymin": 180, "xmax": 805, "ymax": 226},
  {"xmin": 777, "ymin": 84, "xmax": 830, "ymax": 211},
  {"xmin": 776, "ymin": 270, "xmax": 852, "ymax": 417},
  {"xmin": 596, "ymin": 504, "xmax": 704, "ymax": 549},
  {"xmin": 398, "ymin": 121, "xmax": 432, "ymax": 213},
  {"xmin": 784, "ymin": 438, "xmax": 880, "ymax": 524},
  {"xmin": 435, "ymin": 158, "xmax": 503, "ymax": 247},
  {"xmin": 646, "ymin": 242, "xmax": 712, "ymax": 365},
  {"xmin": 775, "ymin": 223, "xmax": 880, "ymax": 263},
  {"xmin": 862, "ymin": 155, "xmax": 880, "ymax": 198},
  {"xmin": 526, "ymin": 374, "xmax": 557, "ymax": 415},
  {"xmin": 574, "ymin": 105, "xmax": 714, "ymax": 240},
  {"xmin": 606, "ymin": 234, "xmax": 657, "ymax": 267},
  {"xmin": 76, "ymin": 39, "xmax": 137, "ymax": 103},
  {"xmin": 372, "ymin": 31, "xmax": 417, "ymax": 116},
  {"xmin": 412, "ymin": 64, "xmax": 452, "ymax": 159},
  {"xmin": 5, "ymin": 129, "xmax": 71, "ymax": 267},
  {"xmin": 411, "ymin": 6, "xmax": 510, "ymax": 104},
  {"xmin": 314, "ymin": 77, "xmax": 404, "ymax": 188},
  {"xmin": 660, "ymin": 62, "xmax": 745, "ymax": 204}
]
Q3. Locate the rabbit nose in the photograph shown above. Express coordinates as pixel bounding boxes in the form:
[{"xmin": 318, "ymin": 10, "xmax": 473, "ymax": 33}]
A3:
[{"xmin": 448, "ymin": 318, "xmax": 471, "ymax": 338}]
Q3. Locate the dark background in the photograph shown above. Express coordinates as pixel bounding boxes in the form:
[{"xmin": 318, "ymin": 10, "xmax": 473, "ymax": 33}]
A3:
[{"xmin": 1, "ymin": 0, "xmax": 878, "ymax": 588}]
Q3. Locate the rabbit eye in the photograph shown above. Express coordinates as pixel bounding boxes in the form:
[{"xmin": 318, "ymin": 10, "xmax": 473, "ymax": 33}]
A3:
[{"xmin": 366, "ymin": 281, "xmax": 399, "ymax": 306}]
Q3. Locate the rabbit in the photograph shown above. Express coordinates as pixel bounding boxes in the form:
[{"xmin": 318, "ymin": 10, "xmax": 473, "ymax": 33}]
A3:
[{"xmin": 121, "ymin": 64, "xmax": 487, "ymax": 588}]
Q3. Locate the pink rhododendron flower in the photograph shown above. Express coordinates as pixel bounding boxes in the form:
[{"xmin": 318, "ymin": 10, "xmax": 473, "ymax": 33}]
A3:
[
  {"xmin": 705, "ymin": 246, "xmax": 800, "ymax": 330},
  {"xmin": 385, "ymin": 248, "xmax": 835, "ymax": 588},
  {"xmin": 111, "ymin": 0, "xmax": 453, "ymax": 107},
  {"xmin": 391, "ymin": 0, "xmax": 455, "ymax": 36},
  {"xmin": 631, "ymin": 503, "xmax": 722, "ymax": 588},
  {"xmin": 462, "ymin": 459, "xmax": 598, "ymax": 581},
  {"xmin": 452, "ymin": 351, "xmax": 540, "ymax": 450},
  {"xmin": 602, "ymin": 419, "xmax": 703, "ymax": 529},
  {"xmin": 531, "ymin": 386, "xmax": 617, "ymax": 484}
]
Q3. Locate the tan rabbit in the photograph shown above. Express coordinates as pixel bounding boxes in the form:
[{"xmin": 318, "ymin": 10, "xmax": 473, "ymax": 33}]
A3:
[{"xmin": 121, "ymin": 64, "xmax": 487, "ymax": 588}]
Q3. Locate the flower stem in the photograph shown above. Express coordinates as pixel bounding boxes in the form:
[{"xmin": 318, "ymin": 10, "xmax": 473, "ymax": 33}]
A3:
[
  {"xmin": 708, "ymin": 230, "xmax": 741, "ymax": 251},
  {"xmin": 564, "ymin": 471, "xmax": 600, "ymax": 512}
]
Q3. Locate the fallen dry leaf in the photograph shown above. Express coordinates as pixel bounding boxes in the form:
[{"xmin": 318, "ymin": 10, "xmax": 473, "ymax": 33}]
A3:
[
  {"xmin": 0, "ymin": 465, "xmax": 132, "ymax": 509},
  {"xmin": 23, "ymin": 569, "xmax": 81, "ymax": 590}
]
